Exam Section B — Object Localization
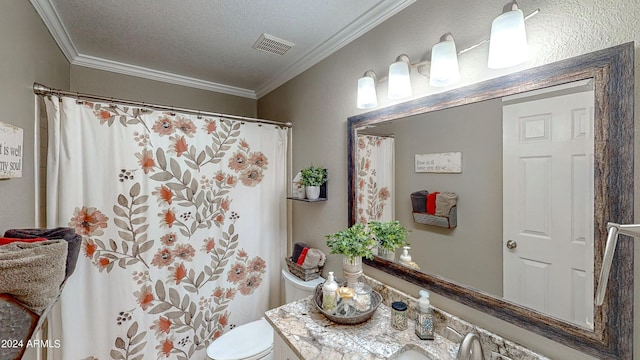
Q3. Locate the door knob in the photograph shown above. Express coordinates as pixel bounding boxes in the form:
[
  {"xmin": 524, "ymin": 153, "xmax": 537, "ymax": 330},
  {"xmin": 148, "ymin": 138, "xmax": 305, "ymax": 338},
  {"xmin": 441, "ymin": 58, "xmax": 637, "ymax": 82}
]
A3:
[{"xmin": 506, "ymin": 240, "xmax": 517, "ymax": 250}]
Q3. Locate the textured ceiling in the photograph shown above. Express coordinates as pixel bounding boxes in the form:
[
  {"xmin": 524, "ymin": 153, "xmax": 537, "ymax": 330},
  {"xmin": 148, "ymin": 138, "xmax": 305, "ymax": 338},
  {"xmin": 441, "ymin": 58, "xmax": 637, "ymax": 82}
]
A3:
[{"xmin": 31, "ymin": 0, "xmax": 416, "ymax": 98}]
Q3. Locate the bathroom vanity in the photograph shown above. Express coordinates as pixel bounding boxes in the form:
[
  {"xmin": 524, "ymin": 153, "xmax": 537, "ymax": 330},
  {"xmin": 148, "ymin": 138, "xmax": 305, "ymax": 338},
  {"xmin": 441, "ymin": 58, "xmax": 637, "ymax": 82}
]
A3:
[
  {"xmin": 265, "ymin": 276, "xmax": 549, "ymax": 360},
  {"xmin": 266, "ymin": 296, "xmax": 455, "ymax": 359}
]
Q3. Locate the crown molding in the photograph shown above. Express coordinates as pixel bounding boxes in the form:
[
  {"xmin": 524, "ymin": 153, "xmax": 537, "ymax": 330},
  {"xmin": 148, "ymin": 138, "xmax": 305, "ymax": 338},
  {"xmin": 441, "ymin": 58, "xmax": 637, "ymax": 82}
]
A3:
[
  {"xmin": 31, "ymin": 0, "xmax": 415, "ymax": 100},
  {"xmin": 254, "ymin": 0, "xmax": 416, "ymax": 98},
  {"xmin": 30, "ymin": 0, "xmax": 78, "ymax": 61},
  {"xmin": 72, "ymin": 54, "xmax": 257, "ymax": 99}
]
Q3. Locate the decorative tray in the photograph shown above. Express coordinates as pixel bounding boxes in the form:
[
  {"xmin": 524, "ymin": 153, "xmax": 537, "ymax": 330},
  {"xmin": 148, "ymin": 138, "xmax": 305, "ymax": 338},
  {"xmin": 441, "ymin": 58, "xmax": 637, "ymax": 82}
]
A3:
[{"xmin": 313, "ymin": 283, "xmax": 382, "ymax": 325}]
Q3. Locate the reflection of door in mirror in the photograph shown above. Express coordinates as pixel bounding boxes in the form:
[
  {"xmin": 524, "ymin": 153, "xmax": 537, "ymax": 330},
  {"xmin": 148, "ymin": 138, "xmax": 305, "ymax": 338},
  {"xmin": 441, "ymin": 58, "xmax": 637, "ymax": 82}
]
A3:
[
  {"xmin": 351, "ymin": 43, "xmax": 634, "ymax": 359},
  {"xmin": 355, "ymin": 79, "xmax": 596, "ymax": 328},
  {"xmin": 502, "ymin": 81, "xmax": 594, "ymax": 329},
  {"xmin": 355, "ymin": 134, "xmax": 395, "ymax": 224}
]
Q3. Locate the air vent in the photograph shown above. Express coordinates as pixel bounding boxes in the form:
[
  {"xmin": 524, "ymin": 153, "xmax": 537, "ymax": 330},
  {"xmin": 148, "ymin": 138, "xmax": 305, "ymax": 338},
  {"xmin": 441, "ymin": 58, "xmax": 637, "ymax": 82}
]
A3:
[{"xmin": 252, "ymin": 33, "xmax": 295, "ymax": 56}]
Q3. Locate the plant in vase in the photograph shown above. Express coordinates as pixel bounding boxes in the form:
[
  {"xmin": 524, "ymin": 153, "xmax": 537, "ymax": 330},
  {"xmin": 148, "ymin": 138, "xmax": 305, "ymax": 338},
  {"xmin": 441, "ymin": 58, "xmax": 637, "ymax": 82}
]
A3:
[
  {"xmin": 299, "ymin": 165, "xmax": 327, "ymax": 200},
  {"xmin": 326, "ymin": 223, "xmax": 376, "ymax": 287},
  {"xmin": 368, "ymin": 220, "xmax": 410, "ymax": 262}
]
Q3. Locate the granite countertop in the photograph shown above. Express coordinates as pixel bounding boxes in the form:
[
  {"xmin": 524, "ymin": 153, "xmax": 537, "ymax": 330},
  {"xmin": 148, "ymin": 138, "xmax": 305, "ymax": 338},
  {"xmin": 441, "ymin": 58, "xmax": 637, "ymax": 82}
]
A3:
[{"xmin": 264, "ymin": 296, "xmax": 459, "ymax": 360}]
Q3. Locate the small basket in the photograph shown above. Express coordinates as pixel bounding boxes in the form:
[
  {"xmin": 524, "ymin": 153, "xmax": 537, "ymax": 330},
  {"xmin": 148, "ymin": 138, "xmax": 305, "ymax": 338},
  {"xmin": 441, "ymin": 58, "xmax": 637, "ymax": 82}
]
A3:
[
  {"xmin": 412, "ymin": 205, "xmax": 457, "ymax": 229},
  {"xmin": 286, "ymin": 257, "xmax": 323, "ymax": 281}
]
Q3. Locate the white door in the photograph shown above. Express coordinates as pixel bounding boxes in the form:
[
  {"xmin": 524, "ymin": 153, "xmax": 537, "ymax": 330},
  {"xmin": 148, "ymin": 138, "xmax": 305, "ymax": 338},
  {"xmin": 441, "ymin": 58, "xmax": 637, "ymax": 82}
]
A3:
[{"xmin": 503, "ymin": 87, "xmax": 594, "ymax": 328}]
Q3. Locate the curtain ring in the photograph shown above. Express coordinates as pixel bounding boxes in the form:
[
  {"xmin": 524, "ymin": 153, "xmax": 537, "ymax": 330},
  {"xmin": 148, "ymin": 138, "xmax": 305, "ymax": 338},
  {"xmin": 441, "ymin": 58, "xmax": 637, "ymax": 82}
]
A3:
[{"xmin": 75, "ymin": 92, "xmax": 84, "ymax": 105}]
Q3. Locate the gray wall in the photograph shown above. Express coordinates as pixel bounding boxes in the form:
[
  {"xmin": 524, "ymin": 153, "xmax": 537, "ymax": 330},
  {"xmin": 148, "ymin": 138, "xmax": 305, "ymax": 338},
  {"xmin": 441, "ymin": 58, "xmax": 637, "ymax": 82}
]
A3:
[
  {"xmin": 70, "ymin": 66, "xmax": 257, "ymax": 118},
  {"xmin": 368, "ymin": 99, "xmax": 504, "ymax": 296},
  {"xmin": 0, "ymin": 3, "xmax": 69, "ymax": 358},
  {"xmin": 258, "ymin": 1, "xmax": 640, "ymax": 359},
  {"xmin": 0, "ymin": 1, "xmax": 69, "ymax": 232}
]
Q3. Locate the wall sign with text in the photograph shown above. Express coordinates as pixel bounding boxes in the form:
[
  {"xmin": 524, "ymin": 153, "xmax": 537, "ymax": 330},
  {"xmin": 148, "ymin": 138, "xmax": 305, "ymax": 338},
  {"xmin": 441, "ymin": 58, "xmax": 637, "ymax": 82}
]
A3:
[
  {"xmin": 415, "ymin": 152, "xmax": 462, "ymax": 173},
  {"xmin": 0, "ymin": 122, "xmax": 24, "ymax": 179}
]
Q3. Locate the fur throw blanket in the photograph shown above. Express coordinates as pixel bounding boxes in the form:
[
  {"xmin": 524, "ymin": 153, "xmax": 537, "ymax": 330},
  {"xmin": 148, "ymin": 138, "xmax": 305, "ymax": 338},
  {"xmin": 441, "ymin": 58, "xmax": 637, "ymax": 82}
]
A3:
[{"xmin": 0, "ymin": 240, "xmax": 67, "ymax": 314}]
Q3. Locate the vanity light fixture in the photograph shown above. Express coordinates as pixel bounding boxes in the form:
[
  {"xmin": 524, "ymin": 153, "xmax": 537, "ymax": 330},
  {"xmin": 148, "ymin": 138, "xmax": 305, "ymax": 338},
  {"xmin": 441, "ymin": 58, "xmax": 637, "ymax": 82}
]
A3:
[
  {"xmin": 488, "ymin": 1, "xmax": 529, "ymax": 69},
  {"xmin": 595, "ymin": 222, "xmax": 640, "ymax": 306},
  {"xmin": 388, "ymin": 54, "xmax": 413, "ymax": 99},
  {"xmin": 357, "ymin": 70, "xmax": 378, "ymax": 109},
  {"xmin": 430, "ymin": 33, "xmax": 461, "ymax": 87},
  {"xmin": 355, "ymin": 4, "xmax": 539, "ymax": 109}
]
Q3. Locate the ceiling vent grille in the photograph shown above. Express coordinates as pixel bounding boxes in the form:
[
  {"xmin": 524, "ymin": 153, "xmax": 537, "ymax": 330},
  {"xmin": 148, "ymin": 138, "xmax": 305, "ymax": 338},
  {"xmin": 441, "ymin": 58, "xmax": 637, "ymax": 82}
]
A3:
[{"xmin": 252, "ymin": 33, "xmax": 295, "ymax": 56}]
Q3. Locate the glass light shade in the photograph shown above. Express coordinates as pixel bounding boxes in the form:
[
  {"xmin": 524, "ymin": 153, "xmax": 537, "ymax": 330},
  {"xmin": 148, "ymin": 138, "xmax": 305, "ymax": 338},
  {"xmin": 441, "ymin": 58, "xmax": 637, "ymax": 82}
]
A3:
[
  {"xmin": 357, "ymin": 75, "xmax": 378, "ymax": 109},
  {"xmin": 429, "ymin": 38, "xmax": 460, "ymax": 87},
  {"xmin": 488, "ymin": 8, "xmax": 528, "ymax": 69},
  {"xmin": 388, "ymin": 60, "xmax": 412, "ymax": 99}
]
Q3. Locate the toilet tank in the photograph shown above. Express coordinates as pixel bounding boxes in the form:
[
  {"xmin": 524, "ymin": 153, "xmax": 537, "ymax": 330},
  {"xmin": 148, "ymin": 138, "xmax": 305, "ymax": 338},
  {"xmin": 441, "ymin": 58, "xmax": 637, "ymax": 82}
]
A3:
[{"xmin": 281, "ymin": 268, "xmax": 324, "ymax": 303}]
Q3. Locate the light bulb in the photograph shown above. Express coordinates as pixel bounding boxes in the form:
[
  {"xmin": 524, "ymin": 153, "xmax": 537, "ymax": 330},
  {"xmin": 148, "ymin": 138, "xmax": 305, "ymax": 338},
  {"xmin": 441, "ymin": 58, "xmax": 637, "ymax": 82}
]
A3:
[
  {"xmin": 357, "ymin": 72, "xmax": 378, "ymax": 109},
  {"xmin": 488, "ymin": 5, "xmax": 528, "ymax": 69},
  {"xmin": 388, "ymin": 55, "xmax": 412, "ymax": 99},
  {"xmin": 430, "ymin": 35, "xmax": 460, "ymax": 87}
]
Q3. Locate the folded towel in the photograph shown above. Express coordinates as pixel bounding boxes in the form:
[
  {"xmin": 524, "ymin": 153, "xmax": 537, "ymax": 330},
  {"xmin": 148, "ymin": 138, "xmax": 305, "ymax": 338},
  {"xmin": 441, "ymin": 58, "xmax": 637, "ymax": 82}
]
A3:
[
  {"xmin": 296, "ymin": 247, "xmax": 309, "ymax": 266},
  {"xmin": 0, "ymin": 240, "xmax": 67, "ymax": 314},
  {"xmin": 291, "ymin": 242, "xmax": 308, "ymax": 262},
  {"xmin": 4, "ymin": 227, "xmax": 82, "ymax": 280},
  {"xmin": 435, "ymin": 192, "xmax": 457, "ymax": 216},
  {"xmin": 302, "ymin": 248, "xmax": 326, "ymax": 269},
  {"xmin": 0, "ymin": 237, "xmax": 47, "ymax": 245},
  {"xmin": 426, "ymin": 192, "xmax": 439, "ymax": 215},
  {"xmin": 410, "ymin": 190, "xmax": 429, "ymax": 213}
]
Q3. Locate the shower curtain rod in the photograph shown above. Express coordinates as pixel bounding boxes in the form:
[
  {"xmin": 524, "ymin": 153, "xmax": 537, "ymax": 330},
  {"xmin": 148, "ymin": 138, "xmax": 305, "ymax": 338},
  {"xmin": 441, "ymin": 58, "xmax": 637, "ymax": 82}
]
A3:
[
  {"xmin": 33, "ymin": 82, "xmax": 292, "ymax": 128},
  {"xmin": 358, "ymin": 132, "xmax": 395, "ymax": 138}
]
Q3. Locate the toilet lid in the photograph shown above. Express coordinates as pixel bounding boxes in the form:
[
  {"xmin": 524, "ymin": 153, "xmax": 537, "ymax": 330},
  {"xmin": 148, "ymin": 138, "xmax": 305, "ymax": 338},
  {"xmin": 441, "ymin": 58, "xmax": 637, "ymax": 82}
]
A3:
[{"xmin": 207, "ymin": 318, "xmax": 273, "ymax": 360}]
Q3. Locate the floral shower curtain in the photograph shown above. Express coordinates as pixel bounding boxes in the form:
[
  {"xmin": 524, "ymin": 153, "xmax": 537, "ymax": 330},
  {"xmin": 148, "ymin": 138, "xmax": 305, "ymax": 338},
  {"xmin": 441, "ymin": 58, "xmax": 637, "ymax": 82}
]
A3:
[
  {"xmin": 355, "ymin": 134, "xmax": 394, "ymax": 224},
  {"xmin": 43, "ymin": 96, "xmax": 287, "ymax": 360}
]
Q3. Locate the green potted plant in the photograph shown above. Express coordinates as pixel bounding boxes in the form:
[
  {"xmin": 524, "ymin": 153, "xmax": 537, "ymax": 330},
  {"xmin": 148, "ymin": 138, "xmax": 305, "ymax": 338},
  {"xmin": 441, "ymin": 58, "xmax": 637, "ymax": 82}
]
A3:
[
  {"xmin": 299, "ymin": 165, "xmax": 327, "ymax": 200},
  {"xmin": 368, "ymin": 220, "xmax": 409, "ymax": 261},
  {"xmin": 326, "ymin": 223, "xmax": 376, "ymax": 287}
]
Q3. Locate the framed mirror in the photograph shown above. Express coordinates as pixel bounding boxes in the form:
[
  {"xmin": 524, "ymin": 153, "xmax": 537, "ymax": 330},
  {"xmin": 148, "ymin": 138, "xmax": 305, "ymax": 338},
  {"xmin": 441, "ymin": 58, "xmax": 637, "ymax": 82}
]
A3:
[{"xmin": 347, "ymin": 42, "xmax": 633, "ymax": 359}]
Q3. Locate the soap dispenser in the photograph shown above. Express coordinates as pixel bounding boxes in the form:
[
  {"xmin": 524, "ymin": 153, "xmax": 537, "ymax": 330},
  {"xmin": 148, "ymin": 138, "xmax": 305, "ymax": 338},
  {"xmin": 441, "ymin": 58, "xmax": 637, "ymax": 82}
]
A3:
[
  {"xmin": 399, "ymin": 246, "xmax": 412, "ymax": 266},
  {"xmin": 415, "ymin": 289, "xmax": 434, "ymax": 340},
  {"xmin": 322, "ymin": 271, "xmax": 338, "ymax": 314}
]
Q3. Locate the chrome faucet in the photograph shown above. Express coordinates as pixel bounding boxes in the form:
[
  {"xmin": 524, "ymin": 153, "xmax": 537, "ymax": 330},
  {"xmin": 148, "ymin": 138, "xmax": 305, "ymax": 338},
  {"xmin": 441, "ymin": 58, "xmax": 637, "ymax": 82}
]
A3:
[{"xmin": 455, "ymin": 333, "xmax": 484, "ymax": 360}]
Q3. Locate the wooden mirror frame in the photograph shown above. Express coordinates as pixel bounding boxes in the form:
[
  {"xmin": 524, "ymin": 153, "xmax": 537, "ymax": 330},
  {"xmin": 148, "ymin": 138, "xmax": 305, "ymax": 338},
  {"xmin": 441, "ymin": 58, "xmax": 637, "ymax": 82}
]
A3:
[{"xmin": 347, "ymin": 42, "xmax": 634, "ymax": 359}]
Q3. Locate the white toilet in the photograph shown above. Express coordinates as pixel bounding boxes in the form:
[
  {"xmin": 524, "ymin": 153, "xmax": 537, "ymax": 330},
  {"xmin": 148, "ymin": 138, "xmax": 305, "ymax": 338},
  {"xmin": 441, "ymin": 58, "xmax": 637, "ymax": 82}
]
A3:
[{"xmin": 206, "ymin": 268, "xmax": 324, "ymax": 360}]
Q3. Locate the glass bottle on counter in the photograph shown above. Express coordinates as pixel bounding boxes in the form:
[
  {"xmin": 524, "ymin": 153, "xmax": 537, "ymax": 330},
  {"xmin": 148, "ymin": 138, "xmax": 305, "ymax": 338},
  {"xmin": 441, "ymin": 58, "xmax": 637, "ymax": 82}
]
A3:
[
  {"xmin": 353, "ymin": 283, "xmax": 372, "ymax": 312},
  {"xmin": 415, "ymin": 290, "xmax": 434, "ymax": 340},
  {"xmin": 322, "ymin": 271, "xmax": 338, "ymax": 314}
]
